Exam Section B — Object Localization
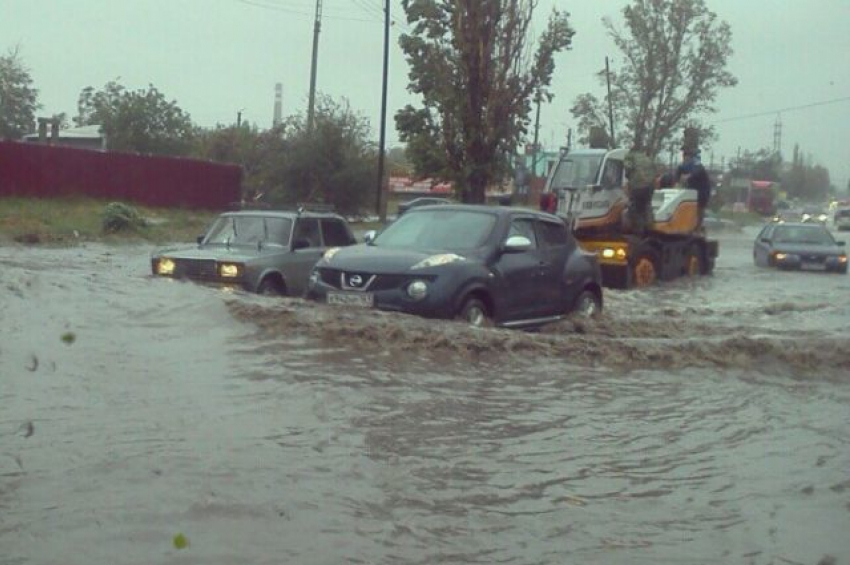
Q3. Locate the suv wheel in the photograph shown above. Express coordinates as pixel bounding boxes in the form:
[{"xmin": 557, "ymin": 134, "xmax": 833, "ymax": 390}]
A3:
[
  {"xmin": 573, "ymin": 290, "xmax": 601, "ymax": 318},
  {"xmin": 458, "ymin": 297, "xmax": 492, "ymax": 328}
]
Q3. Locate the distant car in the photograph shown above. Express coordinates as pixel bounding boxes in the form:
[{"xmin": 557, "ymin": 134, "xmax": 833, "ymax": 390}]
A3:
[
  {"xmin": 753, "ymin": 222, "xmax": 847, "ymax": 274},
  {"xmin": 306, "ymin": 205, "xmax": 604, "ymax": 328},
  {"xmin": 151, "ymin": 209, "xmax": 357, "ymax": 295},
  {"xmin": 396, "ymin": 197, "xmax": 453, "ymax": 216},
  {"xmin": 800, "ymin": 206, "xmax": 829, "ymax": 225},
  {"xmin": 834, "ymin": 208, "xmax": 850, "ymax": 231},
  {"xmin": 702, "ymin": 211, "xmax": 737, "ymax": 231},
  {"xmin": 772, "ymin": 209, "xmax": 800, "ymax": 223}
]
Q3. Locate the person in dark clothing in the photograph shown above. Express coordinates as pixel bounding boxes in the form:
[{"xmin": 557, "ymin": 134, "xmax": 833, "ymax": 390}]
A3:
[{"xmin": 677, "ymin": 152, "xmax": 712, "ymax": 229}]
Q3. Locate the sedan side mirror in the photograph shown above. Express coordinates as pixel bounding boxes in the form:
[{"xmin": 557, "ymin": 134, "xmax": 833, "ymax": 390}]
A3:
[
  {"xmin": 503, "ymin": 235, "xmax": 532, "ymax": 253},
  {"xmin": 197, "ymin": 235, "xmax": 205, "ymax": 245},
  {"xmin": 838, "ymin": 241, "xmax": 846, "ymax": 247},
  {"xmin": 760, "ymin": 237, "xmax": 771, "ymax": 244},
  {"xmin": 363, "ymin": 230, "xmax": 377, "ymax": 243}
]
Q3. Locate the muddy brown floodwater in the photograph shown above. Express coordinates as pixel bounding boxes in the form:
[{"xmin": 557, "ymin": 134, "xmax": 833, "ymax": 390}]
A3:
[{"xmin": 2, "ymin": 227, "xmax": 849, "ymax": 565}]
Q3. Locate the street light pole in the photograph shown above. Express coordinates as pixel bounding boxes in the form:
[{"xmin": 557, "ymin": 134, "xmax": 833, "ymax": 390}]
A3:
[{"xmin": 375, "ymin": 0, "xmax": 390, "ymax": 221}]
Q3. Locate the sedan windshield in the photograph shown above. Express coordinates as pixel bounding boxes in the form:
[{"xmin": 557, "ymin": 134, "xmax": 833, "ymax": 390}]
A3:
[
  {"xmin": 204, "ymin": 216, "xmax": 292, "ymax": 246},
  {"xmin": 373, "ymin": 209, "xmax": 496, "ymax": 251},
  {"xmin": 773, "ymin": 225, "xmax": 835, "ymax": 245},
  {"xmin": 549, "ymin": 154, "xmax": 603, "ymax": 190}
]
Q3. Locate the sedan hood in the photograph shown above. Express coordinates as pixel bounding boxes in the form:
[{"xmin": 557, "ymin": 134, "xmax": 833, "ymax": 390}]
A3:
[
  {"xmin": 326, "ymin": 244, "xmax": 469, "ymax": 273},
  {"xmin": 772, "ymin": 242, "xmax": 843, "ymax": 255},
  {"xmin": 155, "ymin": 244, "xmax": 276, "ymax": 263}
]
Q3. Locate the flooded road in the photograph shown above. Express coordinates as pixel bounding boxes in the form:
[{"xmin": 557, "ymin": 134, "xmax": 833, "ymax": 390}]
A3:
[{"xmin": 2, "ymin": 228, "xmax": 849, "ymax": 565}]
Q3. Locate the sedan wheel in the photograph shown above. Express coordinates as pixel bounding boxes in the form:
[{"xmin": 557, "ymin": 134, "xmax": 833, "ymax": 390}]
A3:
[
  {"xmin": 458, "ymin": 297, "xmax": 491, "ymax": 328},
  {"xmin": 257, "ymin": 277, "xmax": 286, "ymax": 296}
]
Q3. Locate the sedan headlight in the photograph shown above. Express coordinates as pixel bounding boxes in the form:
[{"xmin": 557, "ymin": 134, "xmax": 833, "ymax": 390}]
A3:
[
  {"xmin": 818, "ymin": 214, "xmax": 828, "ymax": 222},
  {"xmin": 802, "ymin": 214, "xmax": 811, "ymax": 221},
  {"xmin": 155, "ymin": 257, "xmax": 175, "ymax": 275},
  {"xmin": 411, "ymin": 253, "xmax": 464, "ymax": 270},
  {"xmin": 218, "ymin": 262, "xmax": 242, "ymax": 278},
  {"xmin": 406, "ymin": 280, "xmax": 429, "ymax": 300},
  {"xmin": 774, "ymin": 252, "xmax": 788, "ymax": 261},
  {"xmin": 323, "ymin": 247, "xmax": 341, "ymax": 261},
  {"xmin": 839, "ymin": 255, "xmax": 848, "ymax": 264}
]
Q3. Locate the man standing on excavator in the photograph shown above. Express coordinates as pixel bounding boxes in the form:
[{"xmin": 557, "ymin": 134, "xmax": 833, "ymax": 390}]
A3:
[{"xmin": 676, "ymin": 129, "xmax": 712, "ymax": 231}]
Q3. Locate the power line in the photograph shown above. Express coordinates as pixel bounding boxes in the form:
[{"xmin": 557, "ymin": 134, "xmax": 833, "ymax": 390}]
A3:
[
  {"xmin": 713, "ymin": 96, "xmax": 850, "ymax": 124},
  {"xmin": 234, "ymin": 0, "xmax": 378, "ymax": 23}
]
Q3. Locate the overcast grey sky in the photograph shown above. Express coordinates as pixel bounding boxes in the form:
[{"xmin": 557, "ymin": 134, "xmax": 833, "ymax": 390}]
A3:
[{"xmin": 3, "ymin": 0, "xmax": 849, "ymax": 190}]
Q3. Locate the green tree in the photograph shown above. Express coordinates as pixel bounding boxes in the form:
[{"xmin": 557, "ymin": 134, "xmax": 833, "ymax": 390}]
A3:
[
  {"xmin": 396, "ymin": 0, "xmax": 574, "ymax": 203},
  {"xmin": 0, "ymin": 47, "xmax": 40, "ymax": 139},
  {"xmin": 781, "ymin": 144, "xmax": 831, "ymax": 201},
  {"xmin": 571, "ymin": 0, "xmax": 736, "ymax": 157},
  {"xmin": 74, "ymin": 81, "xmax": 194, "ymax": 156},
  {"xmin": 219, "ymin": 97, "xmax": 376, "ymax": 215}
]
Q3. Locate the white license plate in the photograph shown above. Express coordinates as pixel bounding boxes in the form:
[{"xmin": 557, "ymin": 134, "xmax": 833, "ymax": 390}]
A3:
[
  {"xmin": 327, "ymin": 291, "xmax": 374, "ymax": 308},
  {"xmin": 801, "ymin": 262, "xmax": 825, "ymax": 271}
]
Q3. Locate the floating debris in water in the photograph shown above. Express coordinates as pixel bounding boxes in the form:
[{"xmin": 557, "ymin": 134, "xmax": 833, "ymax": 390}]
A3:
[{"xmin": 173, "ymin": 533, "xmax": 189, "ymax": 549}]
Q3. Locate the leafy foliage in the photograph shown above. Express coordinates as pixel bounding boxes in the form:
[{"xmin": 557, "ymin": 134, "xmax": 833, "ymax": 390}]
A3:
[
  {"xmin": 193, "ymin": 97, "xmax": 377, "ymax": 216},
  {"xmin": 396, "ymin": 0, "xmax": 574, "ymax": 202},
  {"xmin": 780, "ymin": 144, "xmax": 831, "ymax": 201},
  {"xmin": 102, "ymin": 201, "xmax": 147, "ymax": 233},
  {"xmin": 0, "ymin": 47, "xmax": 40, "ymax": 139},
  {"xmin": 571, "ymin": 0, "xmax": 736, "ymax": 157},
  {"xmin": 74, "ymin": 81, "xmax": 194, "ymax": 156}
]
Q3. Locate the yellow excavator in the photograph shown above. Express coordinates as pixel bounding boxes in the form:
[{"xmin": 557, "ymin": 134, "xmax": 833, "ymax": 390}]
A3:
[{"xmin": 539, "ymin": 146, "xmax": 718, "ymax": 289}]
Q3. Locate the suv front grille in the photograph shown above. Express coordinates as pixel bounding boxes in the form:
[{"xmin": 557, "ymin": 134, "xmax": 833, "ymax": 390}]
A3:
[{"xmin": 318, "ymin": 268, "xmax": 425, "ymax": 291}]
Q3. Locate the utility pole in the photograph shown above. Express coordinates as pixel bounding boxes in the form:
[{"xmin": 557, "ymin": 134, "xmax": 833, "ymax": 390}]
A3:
[
  {"xmin": 307, "ymin": 0, "xmax": 323, "ymax": 132},
  {"xmin": 375, "ymin": 0, "xmax": 390, "ymax": 220},
  {"xmin": 531, "ymin": 94, "xmax": 542, "ymax": 173},
  {"xmin": 237, "ymin": 109, "xmax": 243, "ymax": 128}
]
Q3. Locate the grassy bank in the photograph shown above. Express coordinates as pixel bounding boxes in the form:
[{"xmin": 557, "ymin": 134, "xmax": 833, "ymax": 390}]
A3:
[{"xmin": 0, "ymin": 197, "xmax": 219, "ymax": 245}]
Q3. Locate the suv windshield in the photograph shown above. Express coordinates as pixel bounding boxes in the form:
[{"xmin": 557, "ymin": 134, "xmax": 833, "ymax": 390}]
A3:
[
  {"xmin": 204, "ymin": 215, "xmax": 292, "ymax": 246},
  {"xmin": 774, "ymin": 225, "xmax": 835, "ymax": 245},
  {"xmin": 373, "ymin": 209, "xmax": 496, "ymax": 251},
  {"xmin": 549, "ymin": 154, "xmax": 603, "ymax": 190}
]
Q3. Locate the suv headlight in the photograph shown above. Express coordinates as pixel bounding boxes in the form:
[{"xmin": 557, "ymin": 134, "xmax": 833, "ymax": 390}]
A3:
[
  {"xmin": 323, "ymin": 247, "xmax": 341, "ymax": 261},
  {"xmin": 411, "ymin": 253, "xmax": 464, "ymax": 270}
]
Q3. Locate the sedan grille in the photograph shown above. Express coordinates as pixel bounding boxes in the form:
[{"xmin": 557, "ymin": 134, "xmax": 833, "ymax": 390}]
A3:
[{"xmin": 177, "ymin": 259, "xmax": 218, "ymax": 279}]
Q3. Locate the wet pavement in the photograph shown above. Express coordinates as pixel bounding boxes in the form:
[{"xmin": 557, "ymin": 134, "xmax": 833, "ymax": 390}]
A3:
[{"xmin": 1, "ymin": 227, "xmax": 849, "ymax": 564}]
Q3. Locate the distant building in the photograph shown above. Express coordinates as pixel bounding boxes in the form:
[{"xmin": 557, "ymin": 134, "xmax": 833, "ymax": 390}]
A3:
[{"xmin": 23, "ymin": 124, "xmax": 106, "ymax": 151}]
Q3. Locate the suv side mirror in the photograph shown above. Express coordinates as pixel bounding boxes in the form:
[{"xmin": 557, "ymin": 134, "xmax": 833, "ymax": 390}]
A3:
[
  {"xmin": 503, "ymin": 235, "xmax": 532, "ymax": 253},
  {"xmin": 292, "ymin": 238, "xmax": 311, "ymax": 250},
  {"xmin": 838, "ymin": 241, "xmax": 846, "ymax": 247},
  {"xmin": 363, "ymin": 230, "xmax": 377, "ymax": 243},
  {"xmin": 197, "ymin": 235, "xmax": 205, "ymax": 245}
]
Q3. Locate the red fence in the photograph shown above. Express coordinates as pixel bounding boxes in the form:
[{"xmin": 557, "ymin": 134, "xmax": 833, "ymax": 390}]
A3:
[{"xmin": 0, "ymin": 141, "xmax": 242, "ymax": 210}]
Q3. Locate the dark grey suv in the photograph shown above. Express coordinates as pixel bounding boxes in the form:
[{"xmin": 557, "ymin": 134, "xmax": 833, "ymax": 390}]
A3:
[
  {"xmin": 151, "ymin": 209, "xmax": 357, "ymax": 295},
  {"xmin": 307, "ymin": 205, "xmax": 603, "ymax": 328}
]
